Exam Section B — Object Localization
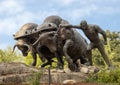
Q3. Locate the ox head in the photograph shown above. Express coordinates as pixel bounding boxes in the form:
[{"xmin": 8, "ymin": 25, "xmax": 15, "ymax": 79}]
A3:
[
  {"xmin": 34, "ymin": 31, "xmax": 57, "ymax": 53},
  {"xmin": 13, "ymin": 23, "xmax": 38, "ymax": 40},
  {"xmin": 55, "ymin": 19, "xmax": 73, "ymax": 41},
  {"xmin": 57, "ymin": 26, "xmax": 74, "ymax": 41},
  {"xmin": 13, "ymin": 23, "xmax": 38, "ymax": 56},
  {"xmin": 13, "ymin": 39, "xmax": 30, "ymax": 56},
  {"xmin": 36, "ymin": 23, "xmax": 58, "ymax": 32}
]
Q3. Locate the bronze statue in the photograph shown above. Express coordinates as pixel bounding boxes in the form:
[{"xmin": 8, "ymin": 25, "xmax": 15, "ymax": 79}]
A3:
[
  {"xmin": 60, "ymin": 20, "xmax": 112, "ymax": 67},
  {"xmin": 54, "ymin": 20, "xmax": 91, "ymax": 71},
  {"xmin": 13, "ymin": 23, "xmax": 44, "ymax": 66},
  {"xmin": 13, "ymin": 16, "xmax": 69, "ymax": 69}
]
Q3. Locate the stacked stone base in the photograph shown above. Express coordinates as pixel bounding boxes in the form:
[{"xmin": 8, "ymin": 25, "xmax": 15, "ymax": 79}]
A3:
[{"xmin": 0, "ymin": 62, "xmax": 99, "ymax": 84}]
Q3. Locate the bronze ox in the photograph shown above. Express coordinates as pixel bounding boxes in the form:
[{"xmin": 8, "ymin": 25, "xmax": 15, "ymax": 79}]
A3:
[
  {"xmin": 13, "ymin": 15, "xmax": 65, "ymax": 69},
  {"xmin": 33, "ymin": 24, "xmax": 91, "ymax": 72},
  {"xmin": 31, "ymin": 15, "xmax": 66, "ymax": 69},
  {"xmin": 13, "ymin": 23, "xmax": 45, "ymax": 66},
  {"xmin": 33, "ymin": 17, "xmax": 91, "ymax": 71},
  {"xmin": 33, "ymin": 31, "xmax": 64, "ymax": 69},
  {"xmin": 13, "ymin": 23, "xmax": 60, "ymax": 67},
  {"xmin": 55, "ymin": 25, "xmax": 92, "ymax": 71}
]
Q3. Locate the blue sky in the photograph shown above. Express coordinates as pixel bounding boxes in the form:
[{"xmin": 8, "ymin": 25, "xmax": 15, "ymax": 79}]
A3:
[{"xmin": 0, "ymin": 0, "xmax": 120, "ymax": 49}]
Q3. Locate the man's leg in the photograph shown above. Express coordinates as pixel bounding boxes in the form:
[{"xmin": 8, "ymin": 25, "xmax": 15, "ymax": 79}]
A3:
[{"xmin": 97, "ymin": 42, "xmax": 112, "ymax": 67}]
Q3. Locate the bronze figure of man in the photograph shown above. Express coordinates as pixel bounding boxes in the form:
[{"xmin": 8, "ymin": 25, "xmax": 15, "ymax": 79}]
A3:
[{"xmin": 60, "ymin": 20, "xmax": 112, "ymax": 67}]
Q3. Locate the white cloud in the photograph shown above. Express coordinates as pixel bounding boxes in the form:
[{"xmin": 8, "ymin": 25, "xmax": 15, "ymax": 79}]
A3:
[
  {"xmin": 0, "ymin": 0, "xmax": 60, "ymax": 36},
  {"xmin": 50, "ymin": 0, "xmax": 74, "ymax": 5},
  {"xmin": 96, "ymin": 6, "xmax": 120, "ymax": 15},
  {"xmin": 0, "ymin": 18, "xmax": 17, "ymax": 35},
  {"xmin": 64, "ymin": 5, "xmax": 97, "ymax": 21},
  {"xmin": 0, "ymin": 0, "xmax": 119, "ymax": 36},
  {"xmin": 0, "ymin": 12, "xmax": 34, "ymax": 35},
  {"xmin": 60, "ymin": 0, "xmax": 74, "ymax": 5},
  {"xmin": 0, "ymin": 0, "xmax": 24, "ymax": 15},
  {"xmin": 79, "ymin": 0, "xmax": 120, "ymax": 15},
  {"xmin": 60, "ymin": 0, "xmax": 120, "ymax": 22},
  {"xmin": 0, "ymin": 0, "xmax": 120, "ymax": 49},
  {"xmin": 0, "ymin": 0, "xmax": 25, "ymax": 35}
]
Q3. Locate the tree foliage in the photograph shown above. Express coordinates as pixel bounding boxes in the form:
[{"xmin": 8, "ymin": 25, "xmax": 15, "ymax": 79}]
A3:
[
  {"xmin": 106, "ymin": 31, "xmax": 120, "ymax": 67},
  {"xmin": 24, "ymin": 53, "xmax": 43, "ymax": 67},
  {"xmin": 86, "ymin": 68, "xmax": 120, "ymax": 84},
  {"xmin": 0, "ymin": 46, "xmax": 23, "ymax": 63},
  {"xmin": 92, "ymin": 30, "xmax": 120, "ymax": 67}
]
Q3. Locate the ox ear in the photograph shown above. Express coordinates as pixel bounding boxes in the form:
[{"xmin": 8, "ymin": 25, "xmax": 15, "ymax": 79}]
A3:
[
  {"xmin": 49, "ymin": 32, "xmax": 55, "ymax": 37},
  {"xmin": 13, "ymin": 34, "xmax": 15, "ymax": 37}
]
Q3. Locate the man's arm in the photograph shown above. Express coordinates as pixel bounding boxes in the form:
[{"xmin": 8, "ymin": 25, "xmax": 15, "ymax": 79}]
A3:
[
  {"xmin": 59, "ymin": 24, "xmax": 81, "ymax": 29},
  {"xmin": 95, "ymin": 25, "xmax": 107, "ymax": 44}
]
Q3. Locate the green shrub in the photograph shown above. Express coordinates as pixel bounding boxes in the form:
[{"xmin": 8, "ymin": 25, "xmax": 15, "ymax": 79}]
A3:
[
  {"xmin": 29, "ymin": 71, "xmax": 43, "ymax": 85},
  {"xmin": 92, "ymin": 49, "xmax": 105, "ymax": 66},
  {"xmin": 85, "ymin": 68, "xmax": 120, "ymax": 84},
  {"xmin": 0, "ymin": 46, "xmax": 23, "ymax": 63}
]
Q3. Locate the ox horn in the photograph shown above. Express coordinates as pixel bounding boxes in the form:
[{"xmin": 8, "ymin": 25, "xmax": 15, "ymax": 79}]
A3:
[
  {"xmin": 12, "ymin": 44, "xmax": 18, "ymax": 53},
  {"xmin": 24, "ymin": 44, "xmax": 30, "ymax": 52}
]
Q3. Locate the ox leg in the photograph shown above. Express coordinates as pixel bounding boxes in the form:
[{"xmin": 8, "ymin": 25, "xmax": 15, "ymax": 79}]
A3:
[
  {"xmin": 41, "ymin": 60, "xmax": 54, "ymax": 67},
  {"xmin": 72, "ymin": 58, "xmax": 81, "ymax": 72},
  {"xmin": 63, "ymin": 39, "xmax": 76, "ymax": 71},
  {"xmin": 86, "ymin": 42, "xmax": 95, "ymax": 65},
  {"xmin": 37, "ymin": 51, "xmax": 46, "ymax": 63},
  {"xmin": 55, "ymin": 52, "xmax": 64, "ymax": 69},
  {"xmin": 36, "ymin": 45, "xmax": 46, "ymax": 63},
  {"xmin": 31, "ymin": 52, "xmax": 37, "ymax": 66},
  {"xmin": 30, "ymin": 47, "xmax": 37, "ymax": 66}
]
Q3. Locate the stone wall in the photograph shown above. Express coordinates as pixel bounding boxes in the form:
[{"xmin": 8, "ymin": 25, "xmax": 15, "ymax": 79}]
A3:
[{"xmin": 0, "ymin": 62, "xmax": 99, "ymax": 84}]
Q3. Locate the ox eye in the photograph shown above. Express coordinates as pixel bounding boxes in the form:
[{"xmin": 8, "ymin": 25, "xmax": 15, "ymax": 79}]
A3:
[
  {"xmin": 48, "ymin": 23, "xmax": 52, "ymax": 27},
  {"xmin": 25, "ymin": 31, "xmax": 27, "ymax": 34},
  {"xmin": 34, "ymin": 28, "xmax": 37, "ymax": 31}
]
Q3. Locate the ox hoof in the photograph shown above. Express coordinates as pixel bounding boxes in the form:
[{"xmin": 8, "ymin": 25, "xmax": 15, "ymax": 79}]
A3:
[
  {"xmin": 57, "ymin": 63, "xmax": 64, "ymax": 69},
  {"xmin": 31, "ymin": 63, "xmax": 36, "ymax": 66},
  {"xmin": 68, "ymin": 64, "xmax": 77, "ymax": 72},
  {"xmin": 84, "ymin": 62, "xmax": 91, "ymax": 66},
  {"xmin": 57, "ymin": 65, "xmax": 63, "ymax": 69}
]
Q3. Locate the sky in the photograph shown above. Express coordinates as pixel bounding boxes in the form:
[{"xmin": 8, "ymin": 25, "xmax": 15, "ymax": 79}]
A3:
[{"xmin": 0, "ymin": 0, "xmax": 120, "ymax": 49}]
